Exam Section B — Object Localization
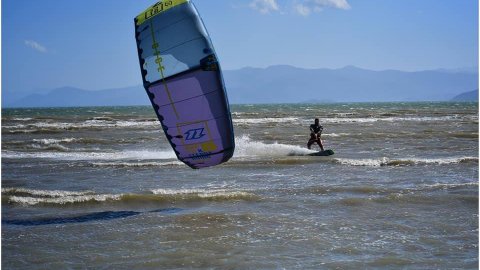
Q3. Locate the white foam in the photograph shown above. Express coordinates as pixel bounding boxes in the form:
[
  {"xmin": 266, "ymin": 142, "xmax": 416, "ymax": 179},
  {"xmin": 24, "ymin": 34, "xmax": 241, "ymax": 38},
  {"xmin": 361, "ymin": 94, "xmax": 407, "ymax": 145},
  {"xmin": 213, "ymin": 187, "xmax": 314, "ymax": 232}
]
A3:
[
  {"xmin": 313, "ymin": 116, "xmax": 465, "ymax": 124},
  {"xmin": 102, "ymin": 120, "xmax": 158, "ymax": 128},
  {"xmin": 91, "ymin": 161, "xmax": 184, "ymax": 167},
  {"xmin": 422, "ymin": 182, "xmax": 478, "ymax": 189},
  {"xmin": 5, "ymin": 129, "xmax": 37, "ymax": 134},
  {"xmin": 150, "ymin": 188, "xmax": 253, "ymax": 199},
  {"xmin": 11, "ymin": 118, "xmax": 33, "ymax": 121},
  {"xmin": 30, "ymin": 138, "xmax": 80, "ymax": 151},
  {"xmin": 335, "ymin": 157, "xmax": 390, "ymax": 167},
  {"xmin": 323, "ymin": 133, "xmax": 351, "ymax": 137},
  {"xmin": 233, "ymin": 135, "xmax": 313, "ymax": 157},
  {"xmin": 407, "ymin": 157, "xmax": 478, "ymax": 165},
  {"xmin": 2, "ymin": 187, "xmax": 120, "ymax": 205},
  {"xmin": 2, "ymin": 149, "xmax": 176, "ymax": 161},
  {"xmin": 33, "ymin": 138, "xmax": 77, "ymax": 145},
  {"xmin": 4, "ymin": 120, "xmax": 159, "ymax": 131},
  {"xmin": 233, "ymin": 117, "xmax": 299, "ymax": 125},
  {"xmin": 335, "ymin": 156, "xmax": 478, "ymax": 167},
  {"xmin": 2, "ymin": 187, "xmax": 94, "ymax": 197},
  {"xmin": 30, "ymin": 143, "xmax": 70, "ymax": 151},
  {"xmin": 90, "ymin": 116, "xmax": 114, "ymax": 121},
  {"xmin": 151, "ymin": 188, "xmax": 217, "ymax": 195},
  {"xmin": 2, "ymin": 124, "xmax": 27, "ymax": 129},
  {"xmin": 231, "ymin": 112, "xmax": 259, "ymax": 116},
  {"xmin": 3, "ymin": 134, "xmax": 314, "ymax": 161},
  {"xmin": 9, "ymin": 194, "xmax": 121, "ymax": 205}
]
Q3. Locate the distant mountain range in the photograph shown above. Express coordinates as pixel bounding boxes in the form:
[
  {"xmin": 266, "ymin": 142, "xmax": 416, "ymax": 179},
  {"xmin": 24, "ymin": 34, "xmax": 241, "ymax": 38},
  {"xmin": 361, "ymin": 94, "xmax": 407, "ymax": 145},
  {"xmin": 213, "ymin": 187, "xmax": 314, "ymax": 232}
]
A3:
[
  {"xmin": 224, "ymin": 65, "xmax": 478, "ymax": 103},
  {"xmin": 5, "ymin": 86, "xmax": 149, "ymax": 108},
  {"xmin": 451, "ymin": 89, "xmax": 478, "ymax": 101},
  {"xmin": 3, "ymin": 65, "xmax": 478, "ymax": 108}
]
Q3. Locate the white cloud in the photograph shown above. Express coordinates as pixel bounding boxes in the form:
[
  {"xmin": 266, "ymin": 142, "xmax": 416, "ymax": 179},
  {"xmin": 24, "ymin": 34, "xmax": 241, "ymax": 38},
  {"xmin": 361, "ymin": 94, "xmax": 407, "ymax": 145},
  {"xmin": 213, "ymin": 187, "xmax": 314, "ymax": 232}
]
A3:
[
  {"xmin": 317, "ymin": 0, "xmax": 351, "ymax": 10},
  {"xmin": 249, "ymin": 0, "xmax": 280, "ymax": 14},
  {"xmin": 294, "ymin": 0, "xmax": 351, "ymax": 16},
  {"xmin": 295, "ymin": 4, "xmax": 311, "ymax": 16},
  {"xmin": 24, "ymin": 40, "xmax": 47, "ymax": 53}
]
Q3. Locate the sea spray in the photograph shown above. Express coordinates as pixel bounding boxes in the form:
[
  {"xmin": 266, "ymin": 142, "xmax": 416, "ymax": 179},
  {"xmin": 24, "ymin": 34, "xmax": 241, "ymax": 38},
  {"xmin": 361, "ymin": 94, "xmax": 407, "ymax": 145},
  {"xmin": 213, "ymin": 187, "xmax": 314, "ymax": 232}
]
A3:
[{"xmin": 233, "ymin": 134, "xmax": 313, "ymax": 157}]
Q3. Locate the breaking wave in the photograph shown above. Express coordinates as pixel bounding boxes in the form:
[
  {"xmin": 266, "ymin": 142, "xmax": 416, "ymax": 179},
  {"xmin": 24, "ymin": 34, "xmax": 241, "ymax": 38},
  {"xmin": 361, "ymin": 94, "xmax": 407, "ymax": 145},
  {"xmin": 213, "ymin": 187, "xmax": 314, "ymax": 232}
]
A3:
[
  {"xmin": 334, "ymin": 157, "xmax": 478, "ymax": 167},
  {"xmin": 230, "ymin": 115, "xmax": 476, "ymax": 125},
  {"xmin": 311, "ymin": 115, "xmax": 476, "ymax": 124},
  {"xmin": 2, "ymin": 149, "xmax": 176, "ymax": 161},
  {"xmin": 1, "ymin": 188, "xmax": 115, "ymax": 205},
  {"xmin": 2, "ymin": 119, "xmax": 159, "ymax": 133},
  {"xmin": 2, "ymin": 187, "xmax": 259, "ymax": 206},
  {"xmin": 32, "ymin": 138, "xmax": 77, "ymax": 145},
  {"xmin": 233, "ymin": 117, "xmax": 299, "ymax": 125},
  {"xmin": 91, "ymin": 161, "xmax": 184, "ymax": 167}
]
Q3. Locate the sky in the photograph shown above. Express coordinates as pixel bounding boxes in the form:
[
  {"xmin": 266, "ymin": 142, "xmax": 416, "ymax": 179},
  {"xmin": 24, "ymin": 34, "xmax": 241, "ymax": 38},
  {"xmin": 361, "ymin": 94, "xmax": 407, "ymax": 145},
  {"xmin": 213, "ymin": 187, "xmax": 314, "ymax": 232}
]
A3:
[{"xmin": 2, "ymin": 0, "xmax": 478, "ymax": 92}]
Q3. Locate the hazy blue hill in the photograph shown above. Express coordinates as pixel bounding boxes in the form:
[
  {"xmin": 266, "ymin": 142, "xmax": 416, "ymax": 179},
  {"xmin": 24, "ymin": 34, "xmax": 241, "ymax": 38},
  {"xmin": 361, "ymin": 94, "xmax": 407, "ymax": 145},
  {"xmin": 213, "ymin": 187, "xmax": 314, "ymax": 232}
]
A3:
[
  {"xmin": 451, "ymin": 89, "xmax": 479, "ymax": 101},
  {"xmin": 8, "ymin": 86, "xmax": 150, "ymax": 108},
  {"xmin": 4, "ymin": 65, "xmax": 478, "ymax": 107},
  {"xmin": 223, "ymin": 65, "xmax": 478, "ymax": 103}
]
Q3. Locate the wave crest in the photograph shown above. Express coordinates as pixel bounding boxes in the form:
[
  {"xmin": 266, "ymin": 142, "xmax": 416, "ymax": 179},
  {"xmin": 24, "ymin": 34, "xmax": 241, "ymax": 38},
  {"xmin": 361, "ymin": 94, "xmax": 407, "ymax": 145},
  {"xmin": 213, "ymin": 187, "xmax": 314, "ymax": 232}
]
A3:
[
  {"xmin": 2, "ymin": 187, "xmax": 259, "ymax": 206},
  {"xmin": 334, "ymin": 156, "xmax": 478, "ymax": 167}
]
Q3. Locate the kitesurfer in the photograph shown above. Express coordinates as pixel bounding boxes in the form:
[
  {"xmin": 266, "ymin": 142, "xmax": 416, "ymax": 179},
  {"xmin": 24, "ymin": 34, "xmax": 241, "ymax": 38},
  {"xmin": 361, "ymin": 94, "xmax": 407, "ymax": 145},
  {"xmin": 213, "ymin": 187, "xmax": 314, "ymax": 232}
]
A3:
[{"xmin": 307, "ymin": 118, "xmax": 324, "ymax": 151}]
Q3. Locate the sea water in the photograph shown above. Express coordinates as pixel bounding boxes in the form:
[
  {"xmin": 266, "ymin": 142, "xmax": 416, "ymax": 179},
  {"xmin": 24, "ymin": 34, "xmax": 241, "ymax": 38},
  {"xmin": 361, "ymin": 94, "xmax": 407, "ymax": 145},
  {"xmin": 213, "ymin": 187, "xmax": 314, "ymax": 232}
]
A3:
[{"xmin": 2, "ymin": 102, "xmax": 478, "ymax": 269}]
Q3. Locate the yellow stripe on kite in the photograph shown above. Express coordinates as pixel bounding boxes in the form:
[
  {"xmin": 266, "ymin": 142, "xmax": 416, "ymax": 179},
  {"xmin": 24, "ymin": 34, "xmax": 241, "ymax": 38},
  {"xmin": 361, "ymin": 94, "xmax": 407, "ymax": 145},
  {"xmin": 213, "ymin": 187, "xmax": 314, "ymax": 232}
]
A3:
[{"xmin": 136, "ymin": 0, "xmax": 188, "ymax": 26}]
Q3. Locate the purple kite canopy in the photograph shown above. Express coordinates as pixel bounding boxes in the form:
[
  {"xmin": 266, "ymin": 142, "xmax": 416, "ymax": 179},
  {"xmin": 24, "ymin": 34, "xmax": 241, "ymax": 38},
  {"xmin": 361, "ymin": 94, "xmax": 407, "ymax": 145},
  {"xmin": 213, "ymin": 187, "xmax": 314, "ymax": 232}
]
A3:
[{"xmin": 134, "ymin": 0, "xmax": 235, "ymax": 169}]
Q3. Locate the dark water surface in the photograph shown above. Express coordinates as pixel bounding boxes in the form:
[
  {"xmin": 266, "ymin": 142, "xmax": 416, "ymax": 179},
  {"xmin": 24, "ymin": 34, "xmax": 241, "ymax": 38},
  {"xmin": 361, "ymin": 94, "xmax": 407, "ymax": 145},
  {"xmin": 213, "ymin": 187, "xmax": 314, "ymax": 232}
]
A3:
[{"xmin": 2, "ymin": 102, "xmax": 478, "ymax": 269}]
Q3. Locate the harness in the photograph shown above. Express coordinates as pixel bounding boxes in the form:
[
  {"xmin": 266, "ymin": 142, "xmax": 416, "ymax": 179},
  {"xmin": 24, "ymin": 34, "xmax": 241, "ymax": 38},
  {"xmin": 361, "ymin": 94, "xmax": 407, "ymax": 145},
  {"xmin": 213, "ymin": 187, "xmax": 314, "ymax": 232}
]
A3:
[{"xmin": 310, "ymin": 124, "xmax": 323, "ymax": 134}]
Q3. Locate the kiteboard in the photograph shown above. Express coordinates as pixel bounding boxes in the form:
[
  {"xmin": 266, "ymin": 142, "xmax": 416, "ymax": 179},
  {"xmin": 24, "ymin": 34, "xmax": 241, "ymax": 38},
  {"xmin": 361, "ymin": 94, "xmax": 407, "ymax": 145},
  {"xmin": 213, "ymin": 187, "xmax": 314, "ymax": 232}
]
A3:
[{"xmin": 308, "ymin": 149, "xmax": 335, "ymax": 156}]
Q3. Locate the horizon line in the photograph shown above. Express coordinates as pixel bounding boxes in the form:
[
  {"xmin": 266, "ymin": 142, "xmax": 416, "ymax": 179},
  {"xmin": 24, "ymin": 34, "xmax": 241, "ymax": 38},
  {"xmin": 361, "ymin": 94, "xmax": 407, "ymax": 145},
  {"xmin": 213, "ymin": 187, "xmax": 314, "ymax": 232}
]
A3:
[{"xmin": 224, "ymin": 64, "xmax": 480, "ymax": 73}]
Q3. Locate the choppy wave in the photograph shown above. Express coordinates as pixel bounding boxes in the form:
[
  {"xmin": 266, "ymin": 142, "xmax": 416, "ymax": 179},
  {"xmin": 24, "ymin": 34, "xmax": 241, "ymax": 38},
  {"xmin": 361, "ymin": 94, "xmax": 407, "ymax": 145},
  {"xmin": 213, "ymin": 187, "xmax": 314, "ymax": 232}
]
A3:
[
  {"xmin": 296, "ymin": 182, "xmax": 478, "ymax": 196},
  {"xmin": 88, "ymin": 116, "xmax": 115, "ymax": 121},
  {"xmin": 32, "ymin": 138, "xmax": 77, "ymax": 145},
  {"xmin": 1, "ymin": 181, "xmax": 476, "ymax": 206},
  {"xmin": 2, "ymin": 119, "xmax": 159, "ymax": 133},
  {"xmin": 338, "ymin": 192, "xmax": 478, "ymax": 206},
  {"xmin": 2, "ymin": 187, "xmax": 259, "ymax": 206},
  {"xmin": 6, "ymin": 138, "xmax": 107, "ymax": 152},
  {"xmin": 231, "ymin": 112, "xmax": 259, "ymax": 116},
  {"xmin": 4, "ymin": 129, "xmax": 64, "ymax": 134},
  {"xmin": 448, "ymin": 132, "xmax": 479, "ymax": 139},
  {"xmin": 91, "ymin": 161, "xmax": 184, "ymax": 167},
  {"xmin": 8, "ymin": 194, "xmax": 121, "ymax": 205},
  {"xmin": 5, "ymin": 135, "xmax": 304, "ymax": 161},
  {"xmin": 322, "ymin": 115, "xmax": 477, "ymax": 123},
  {"xmin": 233, "ymin": 117, "xmax": 299, "ymax": 125},
  {"xmin": 419, "ymin": 182, "xmax": 479, "ymax": 192},
  {"xmin": 334, "ymin": 156, "xmax": 478, "ymax": 167},
  {"xmin": 2, "ymin": 188, "xmax": 95, "ymax": 197},
  {"xmin": 297, "ymin": 185, "xmax": 389, "ymax": 195},
  {"xmin": 2, "ymin": 150, "xmax": 176, "ymax": 161},
  {"xmin": 230, "ymin": 115, "xmax": 479, "ymax": 128},
  {"xmin": 294, "ymin": 182, "xmax": 478, "ymax": 206},
  {"xmin": 29, "ymin": 143, "xmax": 70, "ymax": 152},
  {"xmin": 4, "ymin": 133, "xmax": 476, "ymax": 168},
  {"xmin": 32, "ymin": 137, "xmax": 149, "ymax": 145},
  {"xmin": 150, "ymin": 188, "xmax": 258, "ymax": 200},
  {"xmin": 323, "ymin": 133, "xmax": 351, "ymax": 137},
  {"xmin": 10, "ymin": 117, "xmax": 33, "ymax": 121},
  {"xmin": 1, "ymin": 188, "xmax": 119, "ymax": 206}
]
